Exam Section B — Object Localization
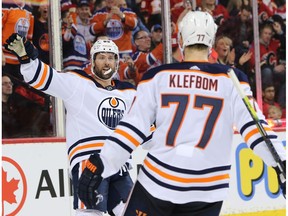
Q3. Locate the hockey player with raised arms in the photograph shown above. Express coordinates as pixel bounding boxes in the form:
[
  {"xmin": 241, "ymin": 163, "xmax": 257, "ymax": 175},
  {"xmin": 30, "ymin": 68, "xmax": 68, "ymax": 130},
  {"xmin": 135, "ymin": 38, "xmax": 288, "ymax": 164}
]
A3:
[
  {"xmin": 75, "ymin": 11, "xmax": 285, "ymax": 215},
  {"xmin": 5, "ymin": 36, "xmax": 135, "ymax": 216}
]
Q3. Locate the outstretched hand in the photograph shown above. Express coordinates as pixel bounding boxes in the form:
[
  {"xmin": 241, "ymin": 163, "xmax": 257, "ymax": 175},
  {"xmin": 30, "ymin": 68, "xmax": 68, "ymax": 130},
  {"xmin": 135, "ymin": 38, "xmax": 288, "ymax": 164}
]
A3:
[
  {"xmin": 78, "ymin": 153, "xmax": 104, "ymax": 208},
  {"xmin": 4, "ymin": 33, "xmax": 38, "ymax": 63}
]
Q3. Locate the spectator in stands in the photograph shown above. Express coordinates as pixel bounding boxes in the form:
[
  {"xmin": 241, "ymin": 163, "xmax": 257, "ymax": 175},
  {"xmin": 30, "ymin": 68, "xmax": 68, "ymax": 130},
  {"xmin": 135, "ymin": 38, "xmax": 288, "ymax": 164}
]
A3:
[
  {"xmin": 116, "ymin": 0, "xmax": 150, "ymax": 46},
  {"xmin": 200, "ymin": 0, "xmax": 229, "ymax": 25},
  {"xmin": 132, "ymin": 30, "xmax": 163, "ymax": 84},
  {"xmin": 118, "ymin": 54, "xmax": 139, "ymax": 84},
  {"xmin": 72, "ymin": 0, "xmax": 96, "ymax": 48},
  {"xmin": 92, "ymin": 0, "xmax": 107, "ymax": 13},
  {"xmin": 61, "ymin": 0, "xmax": 76, "ymax": 13},
  {"xmin": 117, "ymin": 0, "xmax": 128, "ymax": 8},
  {"xmin": 150, "ymin": 24, "xmax": 162, "ymax": 50},
  {"xmin": 226, "ymin": 0, "xmax": 242, "ymax": 16},
  {"xmin": 273, "ymin": 0, "xmax": 286, "ymax": 19},
  {"xmin": 61, "ymin": 3, "xmax": 90, "ymax": 71},
  {"xmin": 262, "ymin": 83, "xmax": 282, "ymax": 119},
  {"xmin": 2, "ymin": 2, "xmax": 52, "ymax": 138},
  {"xmin": 217, "ymin": 5, "xmax": 253, "ymax": 64},
  {"xmin": 171, "ymin": 0, "xmax": 192, "ymax": 24},
  {"xmin": 214, "ymin": 36, "xmax": 234, "ymax": 66},
  {"xmin": 268, "ymin": 105, "xmax": 282, "ymax": 120},
  {"xmin": 268, "ymin": 15, "xmax": 286, "ymax": 110},
  {"xmin": 258, "ymin": 0, "xmax": 275, "ymax": 24},
  {"xmin": 269, "ymin": 14, "xmax": 286, "ymax": 65},
  {"xmin": 249, "ymin": 23, "xmax": 284, "ymax": 86},
  {"xmin": 139, "ymin": 0, "xmax": 162, "ymax": 29},
  {"xmin": 171, "ymin": 22, "xmax": 182, "ymax": 63},
  {"xmin": 2, "ymin": 75, "xmax": 19, "ymax": 138},
  {"xmin": 2, "ymin": 1, "xmax": 34, "ymax": 80},
  {"xmin": 214, "ymin": 35, "xmax": 253, "ymax": 68},
  {"xmin": 90, "ymin": 0, "xmax": 138, "ymax": 58},
  {"xmin": 2, "ymin": 72, "xmax": 51, "ymax": 138},
  {"xmin": 32, "ymin": 3, "xmax": 50, "ymax": 65}
]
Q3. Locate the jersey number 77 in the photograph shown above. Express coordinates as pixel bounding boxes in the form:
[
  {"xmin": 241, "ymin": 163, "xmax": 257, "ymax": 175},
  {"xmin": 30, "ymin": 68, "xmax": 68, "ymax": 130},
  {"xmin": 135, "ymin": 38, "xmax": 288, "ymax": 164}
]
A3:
[{"xmin": 161, "ymin": 94, "xmax": 223, "ymax": 149}]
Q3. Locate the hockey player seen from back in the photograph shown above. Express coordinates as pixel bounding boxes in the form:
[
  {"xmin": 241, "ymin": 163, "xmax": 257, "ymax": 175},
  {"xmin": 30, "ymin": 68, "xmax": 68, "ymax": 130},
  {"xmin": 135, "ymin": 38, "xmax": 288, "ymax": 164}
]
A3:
[
  {"xmin": 5, "ymin": 37, "xmax": 135, "ymax": 216},
  {"xmin": 75, "ymin": 11, "xmax": 285, "ymax": 216}
]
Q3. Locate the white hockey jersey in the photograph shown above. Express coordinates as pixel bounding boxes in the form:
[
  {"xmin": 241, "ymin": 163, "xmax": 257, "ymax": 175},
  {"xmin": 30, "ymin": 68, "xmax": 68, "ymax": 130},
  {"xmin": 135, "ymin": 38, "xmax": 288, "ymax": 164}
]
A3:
[
  {"xmin": 100, "ymin": 62, "xmax": 286, "ymax": 203},
  {"xmin": 20, "ymin": 59, "xmax": 136, "ymax": 172}
]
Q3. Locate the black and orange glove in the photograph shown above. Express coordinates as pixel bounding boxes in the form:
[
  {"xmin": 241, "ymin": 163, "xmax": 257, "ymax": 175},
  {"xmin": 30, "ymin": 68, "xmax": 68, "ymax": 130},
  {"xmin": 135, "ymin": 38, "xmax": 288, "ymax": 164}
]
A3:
[
  {"xmin": 78, "ymin": 153, "xmax": 104, "ymax": 208},
  {"xmin": 4, "ymin": 33, "xmax": 38, "ymax": 64}
]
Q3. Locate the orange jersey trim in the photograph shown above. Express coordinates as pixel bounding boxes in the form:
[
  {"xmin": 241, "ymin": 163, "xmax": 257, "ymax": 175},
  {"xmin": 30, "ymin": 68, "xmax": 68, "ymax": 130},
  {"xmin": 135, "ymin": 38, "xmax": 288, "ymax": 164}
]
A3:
[
  {"xmin": 33, "ymin": 63, "xmax": 48, "ymax": 88},
  {"xmin": 68, "ymin": 143, "xmax": 104, "ymax": 160},
  {"xmin": 115, "ymin": 128, "xmax": 140, "ymax": 147},
  {"xmin": 144, "ymin": 159, "xmax": 230, "ymax": 183},
  {"xmin": 244, "ymin": 127, "xmax": 272, "ymax": 143}
]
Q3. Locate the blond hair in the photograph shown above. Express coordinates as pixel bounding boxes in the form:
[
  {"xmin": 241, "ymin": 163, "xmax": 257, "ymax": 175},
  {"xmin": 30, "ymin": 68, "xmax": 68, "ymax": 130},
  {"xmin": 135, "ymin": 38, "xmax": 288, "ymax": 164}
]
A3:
[{"xmin": 268, "ymin": 105, "xmax": 282, "ymax": 120}]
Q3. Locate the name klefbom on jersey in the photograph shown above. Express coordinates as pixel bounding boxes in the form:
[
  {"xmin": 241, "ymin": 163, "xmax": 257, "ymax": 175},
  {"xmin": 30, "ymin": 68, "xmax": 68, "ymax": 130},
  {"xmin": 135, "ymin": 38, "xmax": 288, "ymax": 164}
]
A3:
[{"xmin": 169, "ymin": 74, "xmax": 218, "ymax": 91}]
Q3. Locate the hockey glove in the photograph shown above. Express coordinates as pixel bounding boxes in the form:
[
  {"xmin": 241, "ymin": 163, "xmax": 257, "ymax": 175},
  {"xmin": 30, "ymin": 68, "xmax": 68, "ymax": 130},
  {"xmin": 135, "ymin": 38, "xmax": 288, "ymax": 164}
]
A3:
[
  {"xmin": 78, "ymin": 153, "xmax": 104, "ymax": 208},
  {"xmin": 273, "ymin": 160, "xmax": 286, "ymax": 198},
  {"xmin": 4, "ymin": 33, "xmax": 38, "ymax": 64}
]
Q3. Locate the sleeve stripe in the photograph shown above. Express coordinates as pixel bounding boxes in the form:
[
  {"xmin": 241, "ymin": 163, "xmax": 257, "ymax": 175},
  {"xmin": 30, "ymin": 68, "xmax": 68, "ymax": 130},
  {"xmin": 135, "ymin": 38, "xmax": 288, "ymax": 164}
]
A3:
[
  {"xmin": 39, "ymin": 67, "xmax": 53, "ymax": 91},
  {"xmin": 118, "ymin": 121, "xmax": 147, "ymax": 140},
  {"xmin": 240, "ymin": 120, "xmax": 267, "ymax": 135},
  {"xmin": 68, "ymin": 143, "xmax": 104, "ymax": 160},
  {"xmin": 70, "ymin": 150, "xmax": 101, "ymax": 166},
  {"xmin": 32, "ymin": 63, "xmax": 48, "ymax": 89},
  {"xmin": 28, "ymin": 59, "xmax": 42, "ymax": 84},
  {"xmin": 144, "ymin": 159, "xmax": 230, "ymax": 183},
  {"xmin": 115, "ymin": 128, "xmax": 140, "ymax": 147},
  {"xmin": 68, "ymin": 136, "xmax": 108, "ymax": 153},
  {"xmin": 244, "ymin": 126, "xmax": 272, "ymax": 143},
  {"xmin": 107, "ymin": 136, "xmax": 133, "ymax": 154},
  {"xmin": 250, "ymin": 135, "xmax": 278, "ymax": 150}
]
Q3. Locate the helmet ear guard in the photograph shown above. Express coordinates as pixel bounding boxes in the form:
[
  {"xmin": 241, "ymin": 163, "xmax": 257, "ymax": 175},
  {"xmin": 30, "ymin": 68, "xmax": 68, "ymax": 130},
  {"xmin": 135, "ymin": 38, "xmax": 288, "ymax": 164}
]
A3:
[
  {"xmin": 179, "ymin": 11, "xmax": 218, "ymax": 48},
  {"xmin": 90, "ymin": 39, "xmax": 119, "ymax": 75}
]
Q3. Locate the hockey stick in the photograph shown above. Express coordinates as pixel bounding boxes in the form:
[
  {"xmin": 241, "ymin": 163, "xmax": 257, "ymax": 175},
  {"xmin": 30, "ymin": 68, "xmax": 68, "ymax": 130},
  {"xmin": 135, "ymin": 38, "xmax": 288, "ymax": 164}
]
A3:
[{"xmin": 227, "ymin": 68, "xmax": 286, "ymax": 182}]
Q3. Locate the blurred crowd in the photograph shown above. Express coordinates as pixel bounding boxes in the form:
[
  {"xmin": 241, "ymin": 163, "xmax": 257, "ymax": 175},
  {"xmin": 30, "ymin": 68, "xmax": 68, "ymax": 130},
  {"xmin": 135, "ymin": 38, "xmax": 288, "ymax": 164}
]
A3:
[{"xmin": 2, "ymin": 0, "xmax": 286, "ymax": 138}]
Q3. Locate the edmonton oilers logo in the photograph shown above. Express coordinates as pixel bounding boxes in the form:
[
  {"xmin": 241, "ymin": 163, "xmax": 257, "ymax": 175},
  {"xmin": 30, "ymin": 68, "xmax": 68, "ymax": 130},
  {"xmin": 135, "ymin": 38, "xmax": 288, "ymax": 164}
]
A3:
[
  {"xmin": 106, "ymin": 19, "xmax": 123, "ymax": 40},
  {"xmin": 98, "ymin": 97, "xmax": 126, "ymax": 130}
]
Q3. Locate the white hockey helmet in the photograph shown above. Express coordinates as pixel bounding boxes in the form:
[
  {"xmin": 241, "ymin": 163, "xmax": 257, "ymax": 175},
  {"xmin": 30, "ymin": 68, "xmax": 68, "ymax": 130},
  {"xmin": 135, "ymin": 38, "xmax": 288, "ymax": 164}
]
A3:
[
  {"xmin": 90, "ymin": 39, "xmax": 119, "ymax": 75},
  {"xmin": 179, "ymin": 11, "xmax": 217, "ymax": 48}
]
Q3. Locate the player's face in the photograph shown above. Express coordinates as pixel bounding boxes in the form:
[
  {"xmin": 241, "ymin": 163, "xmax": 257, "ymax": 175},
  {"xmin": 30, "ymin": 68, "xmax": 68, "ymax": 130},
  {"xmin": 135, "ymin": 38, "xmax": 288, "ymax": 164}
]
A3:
[{"xmin": 93, "ymin": 52, "xmax": 117, "ymax": 80}]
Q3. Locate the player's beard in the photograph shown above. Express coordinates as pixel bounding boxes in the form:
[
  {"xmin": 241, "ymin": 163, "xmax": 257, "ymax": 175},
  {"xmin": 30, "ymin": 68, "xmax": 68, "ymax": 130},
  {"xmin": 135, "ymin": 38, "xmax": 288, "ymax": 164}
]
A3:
[{"xmin": 94, "ymin": 65, "xmax": 115, "ymax": 80}]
